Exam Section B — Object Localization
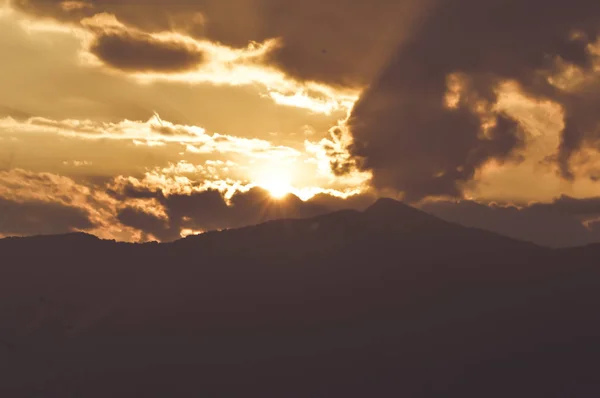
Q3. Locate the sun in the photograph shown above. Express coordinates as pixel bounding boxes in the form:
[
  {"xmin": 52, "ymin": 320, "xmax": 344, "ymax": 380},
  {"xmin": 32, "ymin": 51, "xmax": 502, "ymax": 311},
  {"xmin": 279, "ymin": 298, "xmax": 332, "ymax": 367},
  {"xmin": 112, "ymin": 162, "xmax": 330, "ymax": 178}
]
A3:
[
  {"xmin": 254, "ymin": 168, "xmax": 294, "ymax": 199},
  {"xmin": 261, "ymin": 180, "xmax": 292, "ymax": 199}
]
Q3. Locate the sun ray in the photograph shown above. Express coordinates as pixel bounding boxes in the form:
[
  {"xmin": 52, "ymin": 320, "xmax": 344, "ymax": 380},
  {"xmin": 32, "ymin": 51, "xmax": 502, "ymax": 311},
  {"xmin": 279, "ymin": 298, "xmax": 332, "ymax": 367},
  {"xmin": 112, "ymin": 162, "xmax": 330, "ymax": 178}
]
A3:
[{"xmin": 254, "ymin": 166, "xmax": 294, "ymax": 199}]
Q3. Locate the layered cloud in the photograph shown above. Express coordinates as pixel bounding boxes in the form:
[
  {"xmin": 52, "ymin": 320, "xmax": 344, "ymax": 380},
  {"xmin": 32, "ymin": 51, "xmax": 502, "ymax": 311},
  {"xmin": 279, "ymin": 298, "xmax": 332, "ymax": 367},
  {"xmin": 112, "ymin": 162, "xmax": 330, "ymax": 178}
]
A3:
[
  {"xmin": 1, "ymin": 165, "xmax": 598, "ymax": 248},
  {"xmin": 109, "ymin": 175, "xmax": 374, "ymax": 244},
  {"xmin": 0, "ymin": 112, "xmax": 370, "ymax": 196},
  {"xmin": 0, "ymin": 167, "xmax": 375, "ymax": 242},
  {"xmin": 0, "ymin": 113, "xmax": 302, "ymax": 155},
  {"xmin": 110, "ymin": 184, "xmax": 374, "ymax": 242},
  {"xmin": 0, "ymin": 5, "xmax": 347, "ymax": 144},
  {"xmin": 0, "ymin": 169, "xmax": 140, "ymax": 240}
]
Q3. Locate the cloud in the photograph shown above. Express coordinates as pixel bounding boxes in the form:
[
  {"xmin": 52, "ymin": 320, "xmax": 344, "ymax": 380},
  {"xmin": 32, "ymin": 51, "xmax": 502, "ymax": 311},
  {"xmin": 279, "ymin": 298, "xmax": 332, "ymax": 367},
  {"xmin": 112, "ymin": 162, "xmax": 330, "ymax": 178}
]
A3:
[
  {"xmin": 0, "ymin": 114, "xmax": 302, "ymax": 159},
  {"xmin": 0, "ymin": 196, "xmax": 95, "ymax": 236},
  {"xmin": 3, "ymin": 165, "xmax": 598, "ymax": 248},
  {"xmin": 110, "ymin": 182, "xmax": 375, "ymax": 241},
  {"xmin": 89, "ymin": 28, "xmax": 206, "ymax": 73},
  {"xmin": 62, "ymin": 160, "xmax": 92, "ymax": 167},
  {"xmin": 452, "ymin": 83, "xmax": 600, "ymax": 204},
  {"xmin": 0, "ymin": 167, "xmax": 261, "ymax": 242},
  {"xmin": 105, "ymin": 157, "xmax": 375, "ymax": 241},
  {"xmin": 572, "ymin": 148, "xmax": 600, "ymax": 181},
  {"xmin": 60, "ymin": 1, "xmax": 92, "ymax": 12},
  {"xmin": 304, "ymin": 121, "xmax": 371, "ymax": 187},
  {"xmin": 0, "ymin": 169, "xmax": 139, "ymax": 240},
  {"xmin": 0, "ymin": 113, "xmax": 371, "ymax": 201},
  {"xmin": 116, "ymin": 205, "xmax": 171, "ymax": 242},
  {"xmin": 13, "ymin": 0, "xmax": 428, "ymax": 88},
  {"xmin": 75, "ymin": 11, "xmax": 360, "ymax": 115},
  {"xmin": 344, "ymin": 0, "xmax": 600, "ymax": 200},
  {"xmin": 0, "ymin": 7, "xmax": 349, "ymax": 147},
  {"xmin": 8, "ymin": 3, "xmax": 363, "ymax": 115},
  {"xmin": 420, "ymin": 196, "xmax": 600, "ymax": 248},
  {"xmin": 6, "ymin": 0, "xmax": 600, "ymax": 246}
]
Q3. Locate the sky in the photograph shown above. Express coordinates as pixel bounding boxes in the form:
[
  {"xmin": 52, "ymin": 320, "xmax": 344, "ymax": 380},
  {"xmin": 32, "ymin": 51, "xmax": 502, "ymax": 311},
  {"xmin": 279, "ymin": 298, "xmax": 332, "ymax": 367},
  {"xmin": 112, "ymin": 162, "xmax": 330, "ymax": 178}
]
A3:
[{"xmin": 1, "ymin": 0, "xmax": 600, "ymax": 247}]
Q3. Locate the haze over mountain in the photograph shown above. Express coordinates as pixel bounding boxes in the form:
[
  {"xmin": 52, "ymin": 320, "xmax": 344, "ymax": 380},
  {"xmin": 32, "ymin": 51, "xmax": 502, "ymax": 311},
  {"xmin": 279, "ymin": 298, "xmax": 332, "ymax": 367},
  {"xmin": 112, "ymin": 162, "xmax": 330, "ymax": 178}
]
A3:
[{"xmin": 2, "ymin": 199, "xmax": 599, "ymax": 396}]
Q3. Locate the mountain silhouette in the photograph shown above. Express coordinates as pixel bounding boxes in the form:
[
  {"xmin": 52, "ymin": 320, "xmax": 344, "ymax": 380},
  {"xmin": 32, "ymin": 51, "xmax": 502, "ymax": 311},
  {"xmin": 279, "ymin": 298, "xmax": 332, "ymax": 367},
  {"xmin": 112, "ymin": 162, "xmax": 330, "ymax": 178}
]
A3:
[{"xmin": 1, "ymin": 198, "xmax": 599, "ymax": 397}]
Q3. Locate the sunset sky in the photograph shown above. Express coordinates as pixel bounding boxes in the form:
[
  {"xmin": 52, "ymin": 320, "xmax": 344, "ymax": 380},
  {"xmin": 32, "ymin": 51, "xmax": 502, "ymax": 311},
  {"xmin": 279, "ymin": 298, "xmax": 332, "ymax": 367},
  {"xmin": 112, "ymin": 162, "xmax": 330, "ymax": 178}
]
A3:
[{"xmin": 2, "ymin": 0, "xmax": 600, "ymax": 246}]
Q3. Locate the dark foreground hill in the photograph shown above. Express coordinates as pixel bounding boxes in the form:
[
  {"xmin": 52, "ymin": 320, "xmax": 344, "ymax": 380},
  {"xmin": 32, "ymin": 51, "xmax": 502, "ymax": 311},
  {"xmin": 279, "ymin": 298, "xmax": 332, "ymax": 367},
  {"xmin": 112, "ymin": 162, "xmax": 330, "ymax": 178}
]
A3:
[{"xmin": 1, "ymin": 198, "xmax": 599, "ymax": 397}]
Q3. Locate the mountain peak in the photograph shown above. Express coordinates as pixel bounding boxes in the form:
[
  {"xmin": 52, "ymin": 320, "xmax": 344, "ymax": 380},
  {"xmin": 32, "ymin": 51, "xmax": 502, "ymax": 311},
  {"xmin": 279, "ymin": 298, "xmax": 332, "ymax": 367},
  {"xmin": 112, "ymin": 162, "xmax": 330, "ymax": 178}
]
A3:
[
  {"xmin": 364, "ymin": 197, "xmax": 417, "ymax": 216},
  {"xmin": 363, "ymin": 197, "xmax": 451, "ymax": 231},
  {"xmin": 367, "ymin": 197, "xmax": 404, "ymax": 208}
]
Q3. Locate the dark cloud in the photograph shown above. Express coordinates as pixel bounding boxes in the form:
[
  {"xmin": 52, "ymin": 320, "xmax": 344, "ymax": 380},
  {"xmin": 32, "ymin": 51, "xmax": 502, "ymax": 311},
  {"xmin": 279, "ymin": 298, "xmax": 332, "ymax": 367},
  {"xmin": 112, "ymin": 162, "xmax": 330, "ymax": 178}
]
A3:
[
  {"xmin": 541, "ymin": 195, "xmax": 600, "ymax": 216},
  {"xmin": 0, "ymin": 104, "xmax": 33, "ymax": 119},
  {"xmin": 556, "ymin": 82, "xmax": 600, "ymax": 179},
  {"xmin": 116, "ymin": 206, "xmax": 170, "ymax": 242},
  {"xmin": 14, "ymin": 0, "xmax": 426, "ymax": 86},
  {"xmin": 304, "ymin": 192, "xmax": 376, "ymax": 212},
  {"xmin": 111, "ymin": 184, "xmax": 375, "ymax": 241},
  {"xmin": 420, "ymin": 196, "xmax": 600, "ymax": 248},
  {"xmin": 0, "ymin": 197, "xmax": 95, "ymax": 237},
  {"xmin": 350, "ymin": 88, "xmax": 526, "ymax": 200},
  {"xmin": 318, "ymin": 126, "xmax": 362, "ymax": 177},
  {"xmin": 589, "ymin": 219, "xmax": 600, "ymax": 234},
  {"xmin": 346, "ymin": 0, "xmax": 600, "ymax": 199},
  {"xmin": 89, "ymin": 30, "xmax": 206, "ymax": 72},
  {"xmin": 12, "ymin": 0, "xmax": 600, "ymax": 223}
]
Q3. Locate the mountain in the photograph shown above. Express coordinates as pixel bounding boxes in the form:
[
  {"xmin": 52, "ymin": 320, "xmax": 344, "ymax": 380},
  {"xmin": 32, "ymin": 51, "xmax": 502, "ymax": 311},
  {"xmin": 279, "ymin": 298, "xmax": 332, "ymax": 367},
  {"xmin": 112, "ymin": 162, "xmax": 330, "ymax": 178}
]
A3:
[{"xmin": 1, "ymin": 198, "xmax": 599, "ymax": 397}]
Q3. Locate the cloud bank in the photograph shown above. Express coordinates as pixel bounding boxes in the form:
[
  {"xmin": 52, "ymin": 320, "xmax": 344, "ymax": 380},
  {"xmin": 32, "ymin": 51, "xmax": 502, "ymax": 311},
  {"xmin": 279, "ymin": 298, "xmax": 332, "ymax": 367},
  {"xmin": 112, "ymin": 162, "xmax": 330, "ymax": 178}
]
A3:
[{"xmin": 346, "ymin": 0, "xmax": 600, "ymax": 200}]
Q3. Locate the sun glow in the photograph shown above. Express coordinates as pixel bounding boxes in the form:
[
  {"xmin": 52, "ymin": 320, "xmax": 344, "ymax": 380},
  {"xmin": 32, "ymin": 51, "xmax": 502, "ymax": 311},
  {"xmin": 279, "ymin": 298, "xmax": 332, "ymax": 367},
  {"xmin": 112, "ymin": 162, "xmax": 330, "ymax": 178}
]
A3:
[{"xmin": 254, "ymin": 168, "xmax": 294, "ymax": 199}]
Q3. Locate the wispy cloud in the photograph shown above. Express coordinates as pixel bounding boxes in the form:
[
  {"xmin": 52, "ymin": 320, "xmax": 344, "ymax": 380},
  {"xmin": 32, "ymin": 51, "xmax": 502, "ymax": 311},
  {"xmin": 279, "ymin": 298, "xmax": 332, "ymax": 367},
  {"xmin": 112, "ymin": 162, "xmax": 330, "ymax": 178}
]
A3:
[{"xmin": 0, "ymin": 114, "xmax": 301, "ymax": 158}]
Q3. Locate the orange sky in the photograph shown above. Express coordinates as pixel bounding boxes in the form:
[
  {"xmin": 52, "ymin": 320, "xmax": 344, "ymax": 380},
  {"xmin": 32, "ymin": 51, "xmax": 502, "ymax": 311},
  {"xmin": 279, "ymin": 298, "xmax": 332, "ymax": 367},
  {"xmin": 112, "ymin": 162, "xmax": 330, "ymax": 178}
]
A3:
[{"xmin": 1, "ymin": 0, "xmax": 600, "ymax": 243}]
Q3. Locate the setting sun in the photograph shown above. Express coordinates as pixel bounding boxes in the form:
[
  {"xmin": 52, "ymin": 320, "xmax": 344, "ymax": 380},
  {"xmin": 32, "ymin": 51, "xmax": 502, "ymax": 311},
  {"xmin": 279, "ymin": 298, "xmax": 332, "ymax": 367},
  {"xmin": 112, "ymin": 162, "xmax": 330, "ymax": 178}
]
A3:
[{"xmin": 254, "ymin": 168, "xmax": 294, "ymax": 199}]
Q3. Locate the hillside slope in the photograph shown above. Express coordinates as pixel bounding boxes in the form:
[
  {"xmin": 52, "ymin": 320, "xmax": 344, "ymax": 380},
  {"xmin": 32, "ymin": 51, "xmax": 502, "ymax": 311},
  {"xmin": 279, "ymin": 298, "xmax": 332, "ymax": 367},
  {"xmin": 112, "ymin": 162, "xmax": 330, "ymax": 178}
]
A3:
[{"xmin": 1, "ymin": 199, "xmax": 598, "ymax": 397}]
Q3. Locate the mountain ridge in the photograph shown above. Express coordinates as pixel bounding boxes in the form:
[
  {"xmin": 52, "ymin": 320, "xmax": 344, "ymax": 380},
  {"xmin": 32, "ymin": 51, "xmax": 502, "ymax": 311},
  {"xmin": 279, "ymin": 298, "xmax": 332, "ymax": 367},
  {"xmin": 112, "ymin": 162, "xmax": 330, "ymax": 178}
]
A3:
[
  {"xmin": 1, "ymin": 197, "xmax": 600, "ymax": 396},
  {"xmin": 1, "ymin": 197, "xmax": 543, "ymax": 251}
]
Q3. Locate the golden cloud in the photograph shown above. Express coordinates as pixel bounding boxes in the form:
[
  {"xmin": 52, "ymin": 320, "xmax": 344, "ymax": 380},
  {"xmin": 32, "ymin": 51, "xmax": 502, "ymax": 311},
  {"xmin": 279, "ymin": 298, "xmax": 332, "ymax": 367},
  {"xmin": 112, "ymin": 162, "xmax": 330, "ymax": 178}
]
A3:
[
  {"xmin": 465, "ymin": 81, "xmax": 600, "ymax": 203},
  {"xmin": 0, "ymin": 114, "xmax": 301, "ymax": 158},
  {"xmin": 0, "ymin": 168, "xmax": 141, "ymax": 240},
  {"xmin": 60, "ymin": 1, "xmax": 92, "ymax": 12},
  {"xmin": 11, "ymin": 6, "xmax": 359, "ymax": 115}
]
